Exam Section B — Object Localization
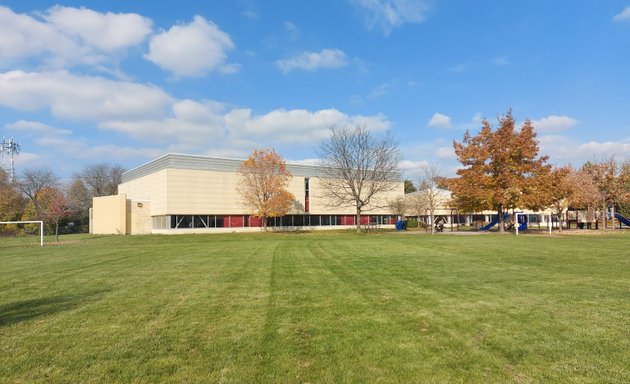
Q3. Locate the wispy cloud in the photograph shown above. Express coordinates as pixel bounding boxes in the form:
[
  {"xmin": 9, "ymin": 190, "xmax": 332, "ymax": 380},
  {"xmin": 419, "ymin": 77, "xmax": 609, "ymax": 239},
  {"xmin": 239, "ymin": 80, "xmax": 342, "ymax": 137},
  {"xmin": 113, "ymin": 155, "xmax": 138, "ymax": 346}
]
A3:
[
  {"xmin": 613, "ymin": 6, "xmax": 630, "ymax": 21},
  {"xmin": 493, "ymin": 56, "xmax": 509, "ymax": 66},
  {"xmin": 348, "ymin": 0, "xmax": 429, "ymax": 36},
  {"xmin": 276, "ymin": 48, "xmax": 347, "ymax": 73},
  {"xmin": 531, "ymin": 115, "xmax": 578, "ymax": 133}
]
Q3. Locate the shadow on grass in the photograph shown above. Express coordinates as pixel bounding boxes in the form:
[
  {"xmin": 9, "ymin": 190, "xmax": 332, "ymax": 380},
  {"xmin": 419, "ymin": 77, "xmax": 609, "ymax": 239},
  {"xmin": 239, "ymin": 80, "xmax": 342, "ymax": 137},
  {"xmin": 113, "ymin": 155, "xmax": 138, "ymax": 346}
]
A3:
[{"xmin": 0, "ymin": 290, "xmax": 107, "ymax": 327}]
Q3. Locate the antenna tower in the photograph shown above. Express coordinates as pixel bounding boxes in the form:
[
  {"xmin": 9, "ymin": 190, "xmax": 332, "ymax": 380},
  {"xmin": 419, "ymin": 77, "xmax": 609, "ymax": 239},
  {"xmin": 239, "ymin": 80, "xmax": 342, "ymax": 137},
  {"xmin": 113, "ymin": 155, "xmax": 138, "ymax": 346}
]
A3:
[{"xmin": 1, "ymin": 137, "xmax": 20, "ymax": 183}]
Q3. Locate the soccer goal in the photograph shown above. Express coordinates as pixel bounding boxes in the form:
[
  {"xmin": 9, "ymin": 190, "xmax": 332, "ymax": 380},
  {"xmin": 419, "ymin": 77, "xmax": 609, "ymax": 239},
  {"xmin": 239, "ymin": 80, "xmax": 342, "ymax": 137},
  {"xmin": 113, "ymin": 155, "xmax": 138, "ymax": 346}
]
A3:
[{"xmin": 0, "ymin": 221, "xmax": 44, "ymax": 246}]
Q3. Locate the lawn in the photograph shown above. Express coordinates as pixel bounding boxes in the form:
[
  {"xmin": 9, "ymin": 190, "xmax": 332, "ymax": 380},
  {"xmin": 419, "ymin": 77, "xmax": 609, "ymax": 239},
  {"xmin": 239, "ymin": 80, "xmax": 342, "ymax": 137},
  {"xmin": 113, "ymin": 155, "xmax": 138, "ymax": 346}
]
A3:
[{"xmin": 1, "ymin": 231, "xmax": 628, "ymax": 383}]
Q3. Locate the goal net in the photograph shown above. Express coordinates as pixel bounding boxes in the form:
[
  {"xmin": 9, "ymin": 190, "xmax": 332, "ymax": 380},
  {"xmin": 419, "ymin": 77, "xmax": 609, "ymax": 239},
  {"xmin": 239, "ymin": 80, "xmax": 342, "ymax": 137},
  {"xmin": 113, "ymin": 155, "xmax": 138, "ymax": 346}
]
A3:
[{"xmin": 0, "ymin": 221, "xmax": 44, "ymax": 247}]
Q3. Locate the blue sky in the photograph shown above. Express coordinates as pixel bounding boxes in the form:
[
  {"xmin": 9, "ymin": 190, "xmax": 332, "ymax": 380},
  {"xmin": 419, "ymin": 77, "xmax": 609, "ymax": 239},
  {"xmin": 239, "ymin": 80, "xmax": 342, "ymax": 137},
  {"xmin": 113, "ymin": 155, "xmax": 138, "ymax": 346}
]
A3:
[{"xmin": 1, "ymin": 1, "xmax": 629, "ymax": 181}]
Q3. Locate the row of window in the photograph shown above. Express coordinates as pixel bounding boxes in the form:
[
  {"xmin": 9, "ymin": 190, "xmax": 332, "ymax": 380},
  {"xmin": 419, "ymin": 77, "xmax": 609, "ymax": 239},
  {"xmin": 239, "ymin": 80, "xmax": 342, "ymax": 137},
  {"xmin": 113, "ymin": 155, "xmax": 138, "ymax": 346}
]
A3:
[{"xmin": 152, "ymin": 214, "xmax": 396, "ymax": 229}]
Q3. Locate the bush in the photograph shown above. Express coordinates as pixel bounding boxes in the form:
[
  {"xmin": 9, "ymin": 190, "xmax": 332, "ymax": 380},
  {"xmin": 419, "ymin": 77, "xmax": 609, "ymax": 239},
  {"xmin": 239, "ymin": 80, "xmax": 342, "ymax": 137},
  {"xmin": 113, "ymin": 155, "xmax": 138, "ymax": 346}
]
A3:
[{"xmin": 406, "ymin": 219, "xmax": 418, "ymax": 228}]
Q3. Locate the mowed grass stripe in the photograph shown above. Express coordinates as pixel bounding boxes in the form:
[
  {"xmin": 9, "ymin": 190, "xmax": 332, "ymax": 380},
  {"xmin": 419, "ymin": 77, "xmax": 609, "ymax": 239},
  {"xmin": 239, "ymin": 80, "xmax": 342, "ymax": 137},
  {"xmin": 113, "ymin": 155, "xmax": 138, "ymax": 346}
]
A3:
[{"xmin": 0, "ymin": 232, "xmax": 628, "ymax": 383}]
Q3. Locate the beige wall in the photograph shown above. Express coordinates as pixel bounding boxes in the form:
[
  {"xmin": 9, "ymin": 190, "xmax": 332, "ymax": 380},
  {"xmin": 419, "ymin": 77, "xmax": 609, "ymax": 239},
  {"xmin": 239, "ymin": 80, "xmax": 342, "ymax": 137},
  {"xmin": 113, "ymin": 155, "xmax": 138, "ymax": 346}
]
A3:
[
  {"xmin": 92, "ymin": 194, "xmax": 127, "ymax": 234},
  {"xmin": 119, "ymin": 168, "xmax": 404, "ymax": 216},
  {"xmin": 128, "ymin": 200, "xmax": 152, "ymax": 235},
  {"xmin": 118, "ymin": 169, "xmax": 168, "ymax": 216}
]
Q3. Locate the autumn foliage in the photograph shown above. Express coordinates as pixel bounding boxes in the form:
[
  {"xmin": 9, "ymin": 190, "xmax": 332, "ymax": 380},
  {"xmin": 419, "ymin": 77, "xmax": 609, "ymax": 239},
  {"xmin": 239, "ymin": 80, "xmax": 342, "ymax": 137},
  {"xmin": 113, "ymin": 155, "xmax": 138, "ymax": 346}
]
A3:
[
  {"xmin": 237, "ymin": 149, "xmax": 295, "ymax": 228},
  {"xmin": 449, "ymin": 110, "xmax": 550, "ymax": 231}
]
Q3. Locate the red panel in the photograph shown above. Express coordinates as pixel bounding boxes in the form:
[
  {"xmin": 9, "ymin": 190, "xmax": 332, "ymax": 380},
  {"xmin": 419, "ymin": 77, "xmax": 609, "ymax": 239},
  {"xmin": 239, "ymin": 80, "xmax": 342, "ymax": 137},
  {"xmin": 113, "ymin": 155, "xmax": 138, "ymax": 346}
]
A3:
[
  {"xmin": 230, "ymin": 216, "xmax": 244, "ymax": 228},
  {"xmin": 360, "ymin": 215, "xmax": 370, "ymax": 225},
  {"xmin": 341, "ymin": 215, "xmax": 355, "ymax": 225},
  {"xmin": 305, "ymin": 196, "xmax": 310, "ymax": 213},
  {"xmin": 249, "ymin": 216, "xmax": 263, "ymax": 227}
]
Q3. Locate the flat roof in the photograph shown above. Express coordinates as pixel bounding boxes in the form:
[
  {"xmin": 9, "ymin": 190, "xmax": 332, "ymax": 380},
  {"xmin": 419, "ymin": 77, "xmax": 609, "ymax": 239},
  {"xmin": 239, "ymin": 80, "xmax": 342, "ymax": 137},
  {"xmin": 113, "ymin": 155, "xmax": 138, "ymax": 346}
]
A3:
[{"xmin": 121, "ymin": 153, "xmax": 326, "ymax": 183}]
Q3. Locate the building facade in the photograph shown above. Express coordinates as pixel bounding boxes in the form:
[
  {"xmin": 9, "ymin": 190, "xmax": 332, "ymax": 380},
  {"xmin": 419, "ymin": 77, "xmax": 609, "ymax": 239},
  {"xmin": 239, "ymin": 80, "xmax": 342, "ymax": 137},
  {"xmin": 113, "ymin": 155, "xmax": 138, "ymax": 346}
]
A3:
[{"xmin": 91, "ymin": 153, "xmax": 404, "ymax": 234}]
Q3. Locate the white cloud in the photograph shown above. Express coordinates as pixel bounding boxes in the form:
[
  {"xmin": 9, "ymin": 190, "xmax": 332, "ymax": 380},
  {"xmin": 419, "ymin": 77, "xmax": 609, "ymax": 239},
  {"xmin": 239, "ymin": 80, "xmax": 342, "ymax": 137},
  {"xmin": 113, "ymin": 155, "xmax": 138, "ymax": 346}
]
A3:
[
  {"xmin": 277, "ymin": 49, "xmax": 347, "ymax": 73},
  {"xmin": 43, "ymin": 6, "xmax": 152, "ymax": 53},
  {"xmin": 349, "ymin": 0, "xmax": 429, "ymax": 36},
  {"xmin": 398, "ymin": 159, "xmax": 430, "ymax": 174},
  {"xmin": 5, "ymin": 120, "xmax": 72, "ymax": 136},
  {"xmin": 531, "ymin": 115, "xmax": 578, "ymax": 133},
  {"xmin": 225, "ymin": 108, "xmax": 390, "ymax": 144},
  {"xmin": 613, "ymin": 7, "xmax": 630, "ymax": 21},
  {"xmin": 427, "ymin": 113, "xmax": 452, "ymax": 129},
  {"xmin": 434, "ymin": 146, "xmax": 456, "ymax": 159},
  {"xmin": 538, "ymin": 134, "xmax": 630, "ymax": 163},
  {"xmin": 284, "ymin": 21, "xmax": 300, "ymax": 40},
  {"xmin": 145, "ymin": 15, "xmax": 236, "ymax": 77},
  {"xmin": 0, "ymin": 6, "xmax": 151, "ymax": 68},
  {"xmin": 0, "ymin": 70, "xmax": 172, "ymax": 121},
  {"xmin": 101, "ymin": 99, "xmax": 226, "ymax": 147}
]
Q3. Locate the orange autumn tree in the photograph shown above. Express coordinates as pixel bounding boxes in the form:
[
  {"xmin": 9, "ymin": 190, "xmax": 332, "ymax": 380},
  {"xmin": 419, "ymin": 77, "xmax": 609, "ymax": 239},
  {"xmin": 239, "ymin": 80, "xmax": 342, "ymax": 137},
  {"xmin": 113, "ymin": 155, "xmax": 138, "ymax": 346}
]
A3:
[
  {"xmin": 237, "ymin": 149, "xmax": 295, "ymax": 230},
  {"xmin": 449, "ymin": 110, "xmax": 550, "ymax": 232}
]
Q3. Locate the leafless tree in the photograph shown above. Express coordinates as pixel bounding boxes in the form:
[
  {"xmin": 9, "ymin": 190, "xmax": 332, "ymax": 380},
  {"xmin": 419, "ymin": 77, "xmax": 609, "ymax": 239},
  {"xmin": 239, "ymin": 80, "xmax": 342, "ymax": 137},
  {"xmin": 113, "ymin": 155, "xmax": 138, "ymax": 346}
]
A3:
[
  {"xmin": 388, "ymin": 195, "xmax": 407, "ymax": 219},
  {"xmin": 414, "ymin": 164, "xmax": 444, "ymax": 234},
  {"xmin": 317, "ymin": 125, "xmax": 401, "ymax": 232},
  {"xmin": 16, "ymin": 168, "xmax": 58, "ymax": 218},
  {"xmin": 76, "ymin": 163, "xmax": 125, "ymax": 197},
  {"xmin": 68, "ymin": 163, "xmax": 126, "ymax": 224}
]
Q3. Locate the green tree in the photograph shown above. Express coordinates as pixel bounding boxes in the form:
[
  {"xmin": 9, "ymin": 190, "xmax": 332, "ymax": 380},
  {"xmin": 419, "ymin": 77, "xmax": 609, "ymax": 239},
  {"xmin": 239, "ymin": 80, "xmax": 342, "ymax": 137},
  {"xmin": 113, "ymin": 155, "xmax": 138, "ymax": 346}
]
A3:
[{"xmin": 404, "ymin": 179, "xmax": 417, "ymax": 194}]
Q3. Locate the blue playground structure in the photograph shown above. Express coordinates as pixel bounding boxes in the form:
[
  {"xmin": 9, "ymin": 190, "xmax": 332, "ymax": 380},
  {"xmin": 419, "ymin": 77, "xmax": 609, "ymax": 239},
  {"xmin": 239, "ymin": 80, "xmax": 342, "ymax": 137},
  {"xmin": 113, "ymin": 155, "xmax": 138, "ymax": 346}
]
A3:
[
  {"xmin": 615, "ymin": 213, "xmax": 630, "ymax": 227},
  {"xmin": 517, "ymin": 214, "xmax": 528, "ymax": 231},
  {"xmin": 480, "ymin": 214, "xmax": 510, "ymax": 231}
]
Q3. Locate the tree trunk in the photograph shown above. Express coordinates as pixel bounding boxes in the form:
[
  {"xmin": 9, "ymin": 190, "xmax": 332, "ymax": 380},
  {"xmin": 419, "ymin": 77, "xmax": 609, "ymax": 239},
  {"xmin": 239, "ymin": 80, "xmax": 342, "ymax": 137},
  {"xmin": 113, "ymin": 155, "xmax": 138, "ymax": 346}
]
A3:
[
  {"xmin": 497, "ymin": 204, "xmax": 505, "ymax": 233},
  {"xmin": 602, "ymin": 202, "xmax": 607, "ymax": 230},
  {"xmin": 557, "ymin": 209, "xmax": 564, "ymax": 232},
  {"xmin": 430, "ymin": 210, "xmax": 435, "ymax": 235},
  {"xmin": 55, "ymin": 219, "xmax": 59, "ymax": 242},
  {"xmin": 356, "ymin": 206, "xmax": 362, "ymax": 233},
  {"xmin": 263, "ymin": 216, "xmax": 267, "ymax": 232}
]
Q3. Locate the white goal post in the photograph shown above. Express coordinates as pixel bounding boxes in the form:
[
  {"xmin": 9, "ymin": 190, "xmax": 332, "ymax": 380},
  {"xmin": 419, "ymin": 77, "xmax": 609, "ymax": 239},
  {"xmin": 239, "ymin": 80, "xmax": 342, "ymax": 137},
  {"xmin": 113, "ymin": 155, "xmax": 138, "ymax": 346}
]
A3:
[{"xmin": 0, "ymin": 221, "xmax": 44, "ymax": 246}]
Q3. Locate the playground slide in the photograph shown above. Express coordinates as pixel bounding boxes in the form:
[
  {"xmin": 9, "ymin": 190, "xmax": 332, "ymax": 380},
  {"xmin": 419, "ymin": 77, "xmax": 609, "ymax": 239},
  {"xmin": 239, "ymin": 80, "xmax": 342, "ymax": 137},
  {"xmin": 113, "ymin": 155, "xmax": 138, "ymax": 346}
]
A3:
[
  {"xmin": 615, "ymin": 213, "xmax": 630, "ymax": 227},
  {"xmin": 480, "ymin": 214, "xmax": 510, "ymax": 231}
]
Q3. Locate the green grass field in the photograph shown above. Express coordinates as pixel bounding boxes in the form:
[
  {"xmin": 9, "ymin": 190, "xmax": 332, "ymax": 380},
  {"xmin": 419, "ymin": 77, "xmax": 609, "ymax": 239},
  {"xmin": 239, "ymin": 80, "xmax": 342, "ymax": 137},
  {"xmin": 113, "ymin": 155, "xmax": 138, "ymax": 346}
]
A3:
[{"xmin": 1, "ymin": 231, "xmax": 629, "ymax": 383}]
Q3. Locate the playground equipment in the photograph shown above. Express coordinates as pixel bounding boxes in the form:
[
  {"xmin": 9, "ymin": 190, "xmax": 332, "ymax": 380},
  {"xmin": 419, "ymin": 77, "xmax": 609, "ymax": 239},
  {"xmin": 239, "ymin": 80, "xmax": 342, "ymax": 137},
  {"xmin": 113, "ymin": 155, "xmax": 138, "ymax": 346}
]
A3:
[
  {"xmin": 479, "ymin": 214, "xmax": 510, "ymax": 231},
  {"xmin": 615, "ymin": 213, "xmax": 630, "ymax": 228}
]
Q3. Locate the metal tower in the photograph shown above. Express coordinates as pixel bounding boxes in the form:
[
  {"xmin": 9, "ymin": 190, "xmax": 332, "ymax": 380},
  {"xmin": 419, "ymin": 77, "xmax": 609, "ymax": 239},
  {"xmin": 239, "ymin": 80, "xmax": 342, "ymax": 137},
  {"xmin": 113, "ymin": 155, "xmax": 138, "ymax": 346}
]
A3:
[{"xmin": 1, "ymin": 137, "xmax": 20, "ymax": 183}]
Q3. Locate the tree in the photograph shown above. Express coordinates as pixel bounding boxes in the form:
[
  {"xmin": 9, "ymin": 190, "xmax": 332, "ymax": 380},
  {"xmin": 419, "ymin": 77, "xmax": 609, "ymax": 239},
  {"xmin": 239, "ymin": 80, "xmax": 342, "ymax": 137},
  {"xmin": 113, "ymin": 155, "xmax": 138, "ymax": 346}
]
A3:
[
  {"xmin": 535, "ymin": 166, "xmax": 576, "ymax": 232},
  {"xmin": 69, "ymin": 163, "xmax": 126, "ymax": 230},
  {"xmin": 388, "ymin": 196, "xmax": 407, "ymax": 219},
  {"xmin": 16, "ymin": 168, "xmax": 58, "ymax": 219},
  {"xmin": 317, "ymin": 125, "xmax": 401, "ymax": 233},
  {"xmin": 414, "ymin": 164, "xmax": 445, "ymax": 234},
  {"xmin": 237, "ymin": 149, "xmax": 295, "ymax": 230},
  {"xmin": 449, "ymin": 110, "xmax": 550, "ymax": 232},
  {"xmin": 38, "ymin": 187, "xmax": 72, "ymax": 242},
  {"xmin": 76, "ymin": 163, "xmax": 125, "ymax": 197},
  {"xmin": 0, "ymin": 169, "xmax": 26, "ymax": 234},
  {"xmin": 404, "ymin": 179, "xmax": 417, "ymax": 194},
  {"xmin": 583, "ymin": 158, "xmax": 629, "ymax": 230}
]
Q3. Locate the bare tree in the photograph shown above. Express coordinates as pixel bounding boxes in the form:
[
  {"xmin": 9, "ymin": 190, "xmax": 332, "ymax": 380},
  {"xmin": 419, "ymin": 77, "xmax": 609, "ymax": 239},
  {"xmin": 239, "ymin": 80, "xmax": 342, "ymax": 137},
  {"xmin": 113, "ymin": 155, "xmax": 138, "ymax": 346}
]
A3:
[
  {"xmin": 388, "ymin": 196, "xmax": 407, "ymax": 219},
  {"xmin": 76, "ymin": 163, "xmax": 125, "ymax": 197},
  {"xmin": 69, "ymin": 163, "xmax": 126, "ymax": 228},
  {"xmin": 317, "ymin": 125, "xmax": 401, "ymax": 233},
  {"xmin": 16, "ymin": 168, "xmax": 58, "ymax": 219},
  {"xmin": 414, "ymin": 164, "xmax": 445, "ymax": 234}
]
